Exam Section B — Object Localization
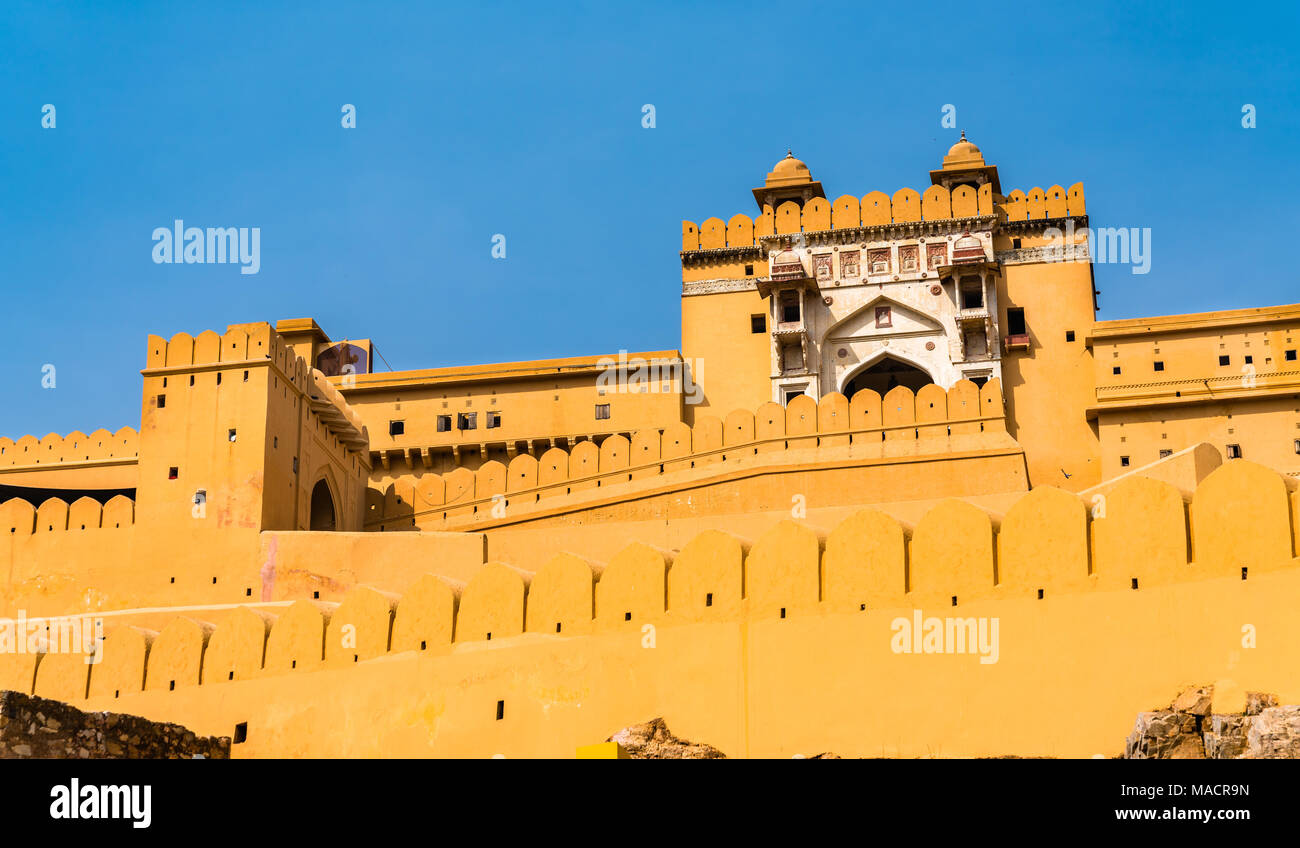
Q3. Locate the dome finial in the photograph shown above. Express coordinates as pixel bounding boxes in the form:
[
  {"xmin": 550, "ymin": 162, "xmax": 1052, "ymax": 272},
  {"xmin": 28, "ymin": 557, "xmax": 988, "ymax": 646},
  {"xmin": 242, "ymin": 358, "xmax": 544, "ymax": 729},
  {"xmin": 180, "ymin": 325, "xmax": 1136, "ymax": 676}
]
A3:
[
  {"xmin": 959, "ymin": 129, "xmax": 967, "ymax": 141},
  {"xmin": 786, "ymin": 147, "xmax": 793, "ymax": 157}
]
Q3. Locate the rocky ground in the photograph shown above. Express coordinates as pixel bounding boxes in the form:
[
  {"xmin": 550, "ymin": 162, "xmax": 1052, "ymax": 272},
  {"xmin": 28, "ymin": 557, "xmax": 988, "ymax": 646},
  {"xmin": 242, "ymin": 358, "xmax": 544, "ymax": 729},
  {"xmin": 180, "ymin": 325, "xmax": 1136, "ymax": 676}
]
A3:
[
  {"xmin": 0, "ymin": 690, "xmax": 229, "ymax": 759},
  {"xmin": 1125, "ymin": 685, "xmax": 1300, "ymax": 758},
  {"xmin": 608, "ymin": 718, "xmax": 727, "ymax": 759}
]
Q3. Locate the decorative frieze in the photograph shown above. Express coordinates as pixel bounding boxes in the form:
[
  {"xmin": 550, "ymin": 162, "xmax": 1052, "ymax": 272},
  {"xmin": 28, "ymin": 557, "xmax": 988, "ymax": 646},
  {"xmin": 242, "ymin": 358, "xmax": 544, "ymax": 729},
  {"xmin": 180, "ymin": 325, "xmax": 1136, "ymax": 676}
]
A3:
[
  {"xmin": 996, "ymin": 243, "xmax": 1091, "ymax": 265},
  {"xmin": 681, "ymin": 278, "xmax": 760, "ymax": 297}
]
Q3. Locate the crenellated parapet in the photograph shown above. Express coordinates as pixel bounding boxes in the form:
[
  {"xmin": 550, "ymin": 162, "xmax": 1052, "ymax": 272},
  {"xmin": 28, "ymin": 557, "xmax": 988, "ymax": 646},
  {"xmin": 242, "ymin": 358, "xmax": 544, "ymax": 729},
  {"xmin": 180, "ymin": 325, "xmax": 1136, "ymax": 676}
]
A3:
[
  {"xmin": 142, "ymin": 323, "xmax": 368, "ymax": 456},
  {"xmin": 0, "ymin": 494, "xmax": 135, "ymax": 533},
  {"xmin": 367, "ymin": 379, "xmax": 1008, "ymax": 528},
  {"xmin": 999, "ymin": 184, "xmax": 1086, "ymax": 223},
  {"xmin": 13, "ymin": 458, "xmax": 1298, "ymax": 705},
  {"xmin": 682, "ymin": 184, "xmax": 1085, "ymax": 252},
  {"xmin": 0, "ymin": 427, "xmax": 138, "ymax": 468},
  {"xmin": 146, "ymin": 322, "xmax": 302, "ymax": 388}
]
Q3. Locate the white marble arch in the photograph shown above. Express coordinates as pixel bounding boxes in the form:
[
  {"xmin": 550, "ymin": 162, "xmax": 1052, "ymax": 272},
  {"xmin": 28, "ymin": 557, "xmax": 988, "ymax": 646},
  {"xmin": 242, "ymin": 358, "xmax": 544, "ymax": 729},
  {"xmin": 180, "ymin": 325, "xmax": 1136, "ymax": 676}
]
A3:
[{"xmin": 822, "ymin": 295, "xmax": 958, "ymax": 394}]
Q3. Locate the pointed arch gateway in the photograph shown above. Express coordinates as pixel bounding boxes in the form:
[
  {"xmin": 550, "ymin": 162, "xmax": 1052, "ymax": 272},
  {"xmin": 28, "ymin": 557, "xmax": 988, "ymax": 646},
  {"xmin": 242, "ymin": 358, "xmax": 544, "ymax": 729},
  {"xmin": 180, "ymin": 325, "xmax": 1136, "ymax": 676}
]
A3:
[
  {"xmin": 310, "ymin": 478, "xmax": 337, "ymax": 531},
  {"xmin": 842, "ymin": 353, "xmax": 934, "ymax": 399}
]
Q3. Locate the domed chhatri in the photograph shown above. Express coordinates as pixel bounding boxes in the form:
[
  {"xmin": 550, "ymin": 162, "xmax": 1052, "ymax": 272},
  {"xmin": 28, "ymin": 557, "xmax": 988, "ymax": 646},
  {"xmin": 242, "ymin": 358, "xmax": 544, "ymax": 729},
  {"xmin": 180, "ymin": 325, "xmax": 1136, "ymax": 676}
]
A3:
[
  {"xmin": 946, "ymin": 130, "xmax": 977, "ymax": 158},
  {"xmin": 930, "ymin": 130, "xmax": 1000, "ymax": 193},
  {"xmin": 752, "ymin": 148, "xmax": 825, "ymax": 210},
  {"xmin": 770, "ymin": 149, "xmax": 811, "ymax": 179},
  {"xmin": 942, "ymin": 130, "xmax": 985, "ymax": 168}
]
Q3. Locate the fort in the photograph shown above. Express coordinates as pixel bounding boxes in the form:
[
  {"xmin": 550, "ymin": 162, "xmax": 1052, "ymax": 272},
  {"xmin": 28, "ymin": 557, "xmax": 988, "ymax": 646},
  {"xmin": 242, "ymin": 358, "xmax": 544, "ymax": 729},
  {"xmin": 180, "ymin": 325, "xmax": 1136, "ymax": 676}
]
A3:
[{"xmin": 1, "ymin": 134, "xmax": 1298, "ymax": 757}]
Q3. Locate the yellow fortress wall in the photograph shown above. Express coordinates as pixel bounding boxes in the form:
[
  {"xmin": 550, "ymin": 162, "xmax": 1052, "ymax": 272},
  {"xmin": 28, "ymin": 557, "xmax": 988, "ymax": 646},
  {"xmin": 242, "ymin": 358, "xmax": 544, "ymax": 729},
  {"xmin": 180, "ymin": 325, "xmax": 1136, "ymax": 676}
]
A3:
[{"xmin": 0, "ymin": 459, "xmax": 1295, "ymax": 757}]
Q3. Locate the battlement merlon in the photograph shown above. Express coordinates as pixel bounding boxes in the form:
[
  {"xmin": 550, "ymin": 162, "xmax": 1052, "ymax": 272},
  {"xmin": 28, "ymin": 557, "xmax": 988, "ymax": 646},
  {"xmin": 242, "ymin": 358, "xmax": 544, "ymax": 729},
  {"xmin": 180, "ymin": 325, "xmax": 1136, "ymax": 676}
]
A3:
[
  {"xmin": 141, "ymin": 322, "xmax": 371, "ymax": 467},
  {"xmin": 683, "ymin": 138, "xmax": 1084, "ymax": 254}
]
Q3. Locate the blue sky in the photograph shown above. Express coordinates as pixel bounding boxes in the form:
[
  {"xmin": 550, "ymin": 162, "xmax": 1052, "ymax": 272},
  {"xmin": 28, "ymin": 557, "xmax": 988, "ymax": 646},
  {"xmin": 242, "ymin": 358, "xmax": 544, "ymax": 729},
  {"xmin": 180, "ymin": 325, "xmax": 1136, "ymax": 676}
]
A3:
[{"xmin": 1, "ymin": 0, "xmax": 1297, "ymax": 437}]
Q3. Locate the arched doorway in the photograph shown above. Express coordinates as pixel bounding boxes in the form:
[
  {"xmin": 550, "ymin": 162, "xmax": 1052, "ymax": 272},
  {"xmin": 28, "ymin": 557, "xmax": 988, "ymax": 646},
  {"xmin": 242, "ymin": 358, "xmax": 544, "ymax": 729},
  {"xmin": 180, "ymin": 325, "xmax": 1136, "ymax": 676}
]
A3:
[
  {"xmin": 843, "ymin": 355, "xmax": 934, "ymax": 398},
  {"xmin": 309, "ymin": 479, "xmax": 337, "ymax": 531}
]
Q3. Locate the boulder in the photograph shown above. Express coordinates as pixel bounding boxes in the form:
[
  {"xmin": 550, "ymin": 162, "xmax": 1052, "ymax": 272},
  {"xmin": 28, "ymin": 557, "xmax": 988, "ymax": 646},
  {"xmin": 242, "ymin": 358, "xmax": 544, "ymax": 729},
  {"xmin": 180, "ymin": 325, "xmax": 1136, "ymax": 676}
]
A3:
[
  {"xmin": 1125, "ymin": 711, "xmax": 1204, "ymax": 759},
  {"xmin": 1203, "ymin": 715, "xmax": 1249, "ymax": 759},
  {"xmin": 608, "ymin": 718, "xmax": 725, "ymax": 759},
  {"xmin": 1244, "ymin": 706, "xmax": 1300, "ymax": 759},
  {"xmin": 1170, "ymin": 685, "xmax": 1213, "ymax": 717},
  {"xmin": 1245, "ymin": 692, "xmax": 1279, "ymax": 716}
]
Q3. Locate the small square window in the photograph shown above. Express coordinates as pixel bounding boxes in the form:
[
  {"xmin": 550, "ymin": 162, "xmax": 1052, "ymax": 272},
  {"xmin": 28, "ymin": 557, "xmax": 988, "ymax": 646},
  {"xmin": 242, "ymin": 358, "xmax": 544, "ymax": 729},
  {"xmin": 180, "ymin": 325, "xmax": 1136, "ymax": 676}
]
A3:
[
  {"xmin": 1011, "ymin": 238, "xmax": 1022, "ymax": 249},
  {"xmin": 1245, "ymin": 355, "xmax": 1253, "ymax": 364},
  {"xmin": 1159, "ymin": 449, "xmax": 1172, "ymax": 458},
  {"xmin": 457, "ymin": 412, "xmax": 477, "ymax": 430},
  {"xmin": 1226, "ymin": 444, "xmax": 1242, "ymax": 459},
  {"xmin": 1112, "ymin": 366, "xmax": 1121, "ymax": 375},
  {"xmin": 486, "ymin": 411, "xmax": 501, "ymax": 429},
  {"xmin": 1294, "ymin": 439, "xmax": 1300, "ymax": 455},
  {"xmin": 750, "ymin": 314, "xmax": 766, "ymax": 334},
  {"xmin": 1153, "ymin": 361, "xmax": 1165, "ymax": 371},
  {"xmin": 168, "ymin": 466, "xmax": 178, "ymax": 479},
  {"xmin": 1286, "ymin": 350, "xmax": 1297, "ymax": 361},
  {"xmin": 744, "ymin": 264, "xmax": 754, "ymax": 276},
  {"xmin": 157, "ymin": 394, "xmax": 166, "ymax": 409},
  {"xmin": 1219, "ymin": 355, "xmax": 1230, "ymax": 366},
  {"xmin": 389, "ymin": 420, "xmax": 404, "ymax": 436},
  {"xmin": 1006, "ymin": 307, "xmax": 1027, "ymax": 336},
  {"xmin": 1120, "ymin": 456, "xmax": 1130, "ymax": 467},
  {"xmin": 436, "ymin": 415, "xmax": 451, "ymax": 432},
  {"xmin": 1065, "ymin": 330, "xmax": 1075, "ymax": 342},
  {"xmin": 595, "ymin": 404, "xmax": 611, "ymax": 420}
]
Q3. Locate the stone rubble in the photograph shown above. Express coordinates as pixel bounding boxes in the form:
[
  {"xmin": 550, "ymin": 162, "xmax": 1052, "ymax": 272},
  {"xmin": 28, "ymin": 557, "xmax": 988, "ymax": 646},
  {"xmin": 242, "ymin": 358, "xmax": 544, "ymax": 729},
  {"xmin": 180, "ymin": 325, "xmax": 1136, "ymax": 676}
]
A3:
[
  {"xmin": 1125, "ymin": 685, "xmax": 1300, "ymax": 759},
  {"xmin": 608, "ymin": 718, "xmax": 726, "ymax": 759},
  {"xmin": 0, "ymin": 690, "xmax": 229, "ymax": 759}
]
